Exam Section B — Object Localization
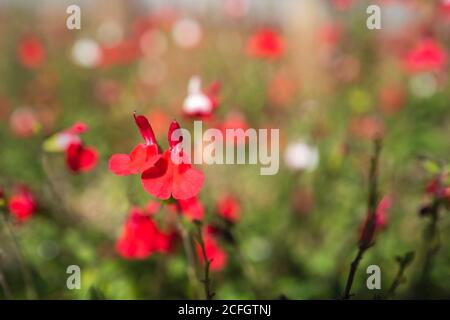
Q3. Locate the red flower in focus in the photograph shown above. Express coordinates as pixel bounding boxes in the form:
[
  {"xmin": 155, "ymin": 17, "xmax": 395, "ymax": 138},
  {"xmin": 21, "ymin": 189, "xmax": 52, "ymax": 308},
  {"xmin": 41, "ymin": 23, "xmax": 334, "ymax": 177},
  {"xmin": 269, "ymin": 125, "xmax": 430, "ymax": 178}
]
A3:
[
  {"xmin": 116, "ymin": 207, "xmax": 173, "ymax": 259},
  {"xmin": 109, "ymin": 114, "xmax": 160, "ymax": 175},
  {"xmin": 359, "ymin": 196, "xmax": 392, "ymax": 247},
  {"xmin": 178, "ymin": 196, "xmax": 205, "ymax": 221},
  {"xmin": 141, "ymin": 120, "xmax": 204, "ymax": 200},
  {"xmin": 246, "ymin": 29, "xmax": 284, "ymax": 60},
  {"xmin": 17, "ymin": 36, "xmax": 46, "ymax": 69},
  {"xmin": 196, "ymin": 226, "xmax": 227, "ymax": 271},
  {"xmin": 403, "ymin": 39, "xmax": 448, "ymax": 73},
  {"xmin": 8, "ymin": 187, "xmax": 37, "ymax": 223},
  {"xmin": 66, "ymin": 142, "xmax": 98, "ymax": 173},
  {"xmin": 217, "ymin": 195, "xmax": 241, "ymax": 223},
  {"xmin": 182, "ymin": 76, "xmax": 221, "ymax": 118}
]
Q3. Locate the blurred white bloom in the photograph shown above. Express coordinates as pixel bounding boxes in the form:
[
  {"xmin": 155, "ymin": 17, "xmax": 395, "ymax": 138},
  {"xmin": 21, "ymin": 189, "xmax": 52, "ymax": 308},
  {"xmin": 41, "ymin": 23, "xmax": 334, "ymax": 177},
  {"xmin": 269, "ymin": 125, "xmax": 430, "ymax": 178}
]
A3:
[
  {"xmin": 72, "ymin": 38, "xmax": 101, "ymax": 68},
  {"xmin": 172, "ymin": 18, "xmax": 202, "ymax": 49},
  {"xmin": 182, "ymin": 76, "xmax": 212, "ymax": 115},
  {"xmin": 284, "ymin": 141, "xmax": 319, "ymax": 171}
]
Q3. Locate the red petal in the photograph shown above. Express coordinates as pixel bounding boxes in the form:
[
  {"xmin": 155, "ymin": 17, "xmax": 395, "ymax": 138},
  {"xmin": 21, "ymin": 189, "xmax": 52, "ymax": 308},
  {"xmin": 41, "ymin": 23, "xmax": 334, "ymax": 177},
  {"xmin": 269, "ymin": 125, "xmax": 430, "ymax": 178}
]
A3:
[
  {"xmin": 109, "ymin": 144, "xmax": 159, "ymax": 176},
  {"xmin": 66, "ymin": 143, "xmax": 98, "ymax": 173},
  {"xmin": 134, "ymin": 113, "xmax": 156, "ymax": 146},
  {"xmin": 172, "ymin": 164, "xmax": 204, "ymax": 200},
  {"xmin": 141, "ymin": 153, "xmax": 173, "ymax": 200},
  {"xmin": 168, "ymin": 120, "xmax": 183, "ymax": 149}
]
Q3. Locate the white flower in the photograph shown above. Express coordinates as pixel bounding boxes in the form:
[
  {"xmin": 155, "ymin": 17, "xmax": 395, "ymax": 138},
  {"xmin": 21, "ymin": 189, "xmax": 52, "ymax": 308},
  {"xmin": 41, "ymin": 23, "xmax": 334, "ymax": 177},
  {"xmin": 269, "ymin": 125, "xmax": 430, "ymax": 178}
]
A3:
[
  {"xmin": 182, "ymin": 76, "xmax": 213, "ymax": 115},
  {"xmin": 71, "ymin": 38, "xmax": 101, "ymax": 68},
  {"xmin": 284, "ymin": 141, "xmax": 319, "ymax": 171}
]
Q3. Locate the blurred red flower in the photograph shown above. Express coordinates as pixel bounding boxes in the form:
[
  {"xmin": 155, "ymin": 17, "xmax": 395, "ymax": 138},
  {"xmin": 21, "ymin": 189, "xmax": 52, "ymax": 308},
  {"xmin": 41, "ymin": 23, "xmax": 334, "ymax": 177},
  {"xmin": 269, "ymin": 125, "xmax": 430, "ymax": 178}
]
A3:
[
  {"xmin": 66, "ymin": 142, "xmax": 98, "ymax": 174},
  {"xmin": 109, "ymin": 114, "xmax": 160, "ymax": 175},
  {"xmin": 141, "ymin": 120, "xmax": 204, "ymax": 200},
  {"xmin": 217, "ymin": 195, "xmax": 241, "ymax": 223},
  {"xmin": 403, "ymin": 38, "xmax": 448, "ymax": 73},
  {"xmin": 178, "ymin": 196, "xmax": 205, "ymax": 221},
  {"xmin": 359, "ymin": 196, "xmax": 392, "ymax": 247},
  {"xmin": 116, "ymin": 207, "xmax": 173, "ymax": 259},
  {"xmin": 8, "ymin": 187, "xmax": 37, "ymax": 223},
  {"xmin": 246, "ymin": 28, "xmax": 284, "ymax": 60},
  {"xmin": 17, "ymin": 36, "xmax": 46, "ymax": 69},
  {"xmin": 197, "ymin": 226, "xmax": 227, "ymax": 271}
]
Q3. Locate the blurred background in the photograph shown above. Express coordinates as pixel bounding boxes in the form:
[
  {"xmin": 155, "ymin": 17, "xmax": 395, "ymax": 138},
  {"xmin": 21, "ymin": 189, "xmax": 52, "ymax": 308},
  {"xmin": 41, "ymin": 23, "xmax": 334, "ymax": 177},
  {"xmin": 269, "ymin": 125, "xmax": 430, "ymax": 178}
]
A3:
[{"xmin": 0, "ymin": 0, "xmax": 449, "ymax": 299}]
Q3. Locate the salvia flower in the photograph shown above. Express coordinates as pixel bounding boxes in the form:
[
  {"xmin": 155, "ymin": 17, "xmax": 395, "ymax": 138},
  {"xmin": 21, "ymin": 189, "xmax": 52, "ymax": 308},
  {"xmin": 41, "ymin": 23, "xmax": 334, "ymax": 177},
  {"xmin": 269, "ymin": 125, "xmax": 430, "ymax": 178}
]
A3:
[
  {"xmin": 359, "ymin": 196, "xmax": 392, "ymax": 248},
  {"xmin": 246, "ymin": 28, "xmax": 284, "ymax": 60},
  {"xmin": 8, "ymin": 187, "xmax": 37, "ymax": 223},
  {"xmin": 44, "ymin": 122, "xmax": 98, "ymax": 174},
  {"xmin": 182, "ymin": 76, "xmax": 220, "ymax": 118},
  {"xmin": 17, "ymin": 36, "xmax": 46, "ymax": 69},
  {"xmin": 109, "ymin": 114, "xmax": 160, "ymax": 175},
  {"xmin": 110, "ymin": 114, "xmax": 204, "ymax": 200},
  {"xmin": 217, "ymin": 195, "xmax": 241, "ymax": 223},
  {"xmin": 403, "ymin": 38, "xmax": 448, "ymax": 73},
  {"xmin": 116, "ymin": 207, "xmax": 173, "ymax": 259},
  {"xmin": 141, "ymin": 120, "xmax": 204, "ymax": 200},
  {"xmin": 196, "ymin": 226, "xmax": 228, "ymax": 271}
]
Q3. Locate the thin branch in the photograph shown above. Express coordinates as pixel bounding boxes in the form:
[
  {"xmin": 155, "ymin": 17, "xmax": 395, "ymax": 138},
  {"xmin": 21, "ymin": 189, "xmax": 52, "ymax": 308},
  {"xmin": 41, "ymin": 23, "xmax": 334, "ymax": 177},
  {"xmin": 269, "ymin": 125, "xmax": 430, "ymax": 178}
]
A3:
[
  {"xmin": 194, "ymin": 222, "xmax": 215, "ymax": 300},
  {"xmin": 387, "ymin": 252, "xmax": 415, "ymax": 299},
  {"xmin": 174, "ymin": 208, "xmax": 201, "ymax": 299},
  {"xmin": 342, "ymin": 139, "xmax": 382, "ymax": 299}
]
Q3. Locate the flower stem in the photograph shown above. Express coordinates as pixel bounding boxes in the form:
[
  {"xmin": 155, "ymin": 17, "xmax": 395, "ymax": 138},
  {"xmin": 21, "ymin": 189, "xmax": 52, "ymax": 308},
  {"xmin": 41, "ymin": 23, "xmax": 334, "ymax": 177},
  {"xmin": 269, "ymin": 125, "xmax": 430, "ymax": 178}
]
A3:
[
  {"xmin": 0, "ymin": 250, "xmax": 13, "ymax": 299},
  {"xmin": 342, "ymin": 139, "xmax": 382, "ymax": 299},
  {"xmin": 195, "ymin": 223, "xmax": 215, "ymax": 300},
  {"xmin": 174, "ymin": 211, "xmax": 201, "ymax": 299}
]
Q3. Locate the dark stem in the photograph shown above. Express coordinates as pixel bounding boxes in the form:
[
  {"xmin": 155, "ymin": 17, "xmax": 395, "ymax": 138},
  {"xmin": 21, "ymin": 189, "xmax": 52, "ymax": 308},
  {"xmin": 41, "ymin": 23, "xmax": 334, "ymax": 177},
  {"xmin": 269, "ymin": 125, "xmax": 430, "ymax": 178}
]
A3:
[
  {"xmin": 174, "ymin": 211, "xmax": 201, "ymax": 299},
  {"xmin": 195, "ymin": 223, "xmax": 215, "ymax": 300},
  {"xmin": 342, "ymin": 139, "xmax": 382, "ymax": 299},
  {"xmin": 387, "ymin": 252, "xmax": 415, "ymax": 299}
]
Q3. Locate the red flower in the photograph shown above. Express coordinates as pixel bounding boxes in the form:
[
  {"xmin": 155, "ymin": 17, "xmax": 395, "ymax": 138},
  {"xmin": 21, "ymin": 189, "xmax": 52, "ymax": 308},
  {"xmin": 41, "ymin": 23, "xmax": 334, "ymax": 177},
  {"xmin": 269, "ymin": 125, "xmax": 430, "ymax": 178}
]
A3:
[
  {"xmin": 8, "ymin": 187, "xmax": 37, "ymax": 222},
  {"xmin": 116, "ymin": 207, "xmax": 173, "ymax": 259},
  {"xmin": 17, "ymin": 36, "xmax": 45, "ymax": 69},
  {"xmin": 404, "ymin": 39, "xmax": 448, "ymax": 73},
  {"xmin": 178, "ymin": 196, "xmax": 205, "ymax": 221},
  {"xmin": 196, "ymin": 227, "xmax": 227, "ymax": 271},
  {"xmin": 141, "ymin": 120, "xmax": 204, "ymax": 200},
  {"xmin": 246, "ymin": 29, "xmax": 284, "ymax": 60},
  {"xmin": 217, "ymin": 195, "xmax": 241, "ymax": 223},
  {"xmin": 109, "ymin": 114, "xmax": 160, "ymax": 175},
  {"xmin": 66, "ymin": 142, "xmax": 98, "ymax": 173},
  {"xmin": 359, "ymin": 196, "xmax": 392, "ymax": 247}
]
